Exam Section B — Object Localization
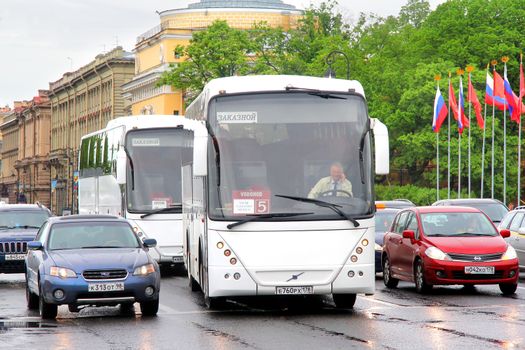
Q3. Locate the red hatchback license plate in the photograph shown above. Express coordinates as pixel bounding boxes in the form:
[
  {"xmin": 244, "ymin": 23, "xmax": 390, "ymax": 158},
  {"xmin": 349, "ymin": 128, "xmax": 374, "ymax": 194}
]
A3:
[{"xmin": 464, "ymin": 266, "xmax": 495, "ymax": 274}]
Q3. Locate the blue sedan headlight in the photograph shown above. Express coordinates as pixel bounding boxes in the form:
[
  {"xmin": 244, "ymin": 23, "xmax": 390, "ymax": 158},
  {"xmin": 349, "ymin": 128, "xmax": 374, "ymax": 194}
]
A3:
[
  {"xmin": 50, "ymin": 266, "xmax": 77, "ymax": 279},
  {"xmin": 133, "ymin": 264, "xmax": 156, "ymax": 276}
]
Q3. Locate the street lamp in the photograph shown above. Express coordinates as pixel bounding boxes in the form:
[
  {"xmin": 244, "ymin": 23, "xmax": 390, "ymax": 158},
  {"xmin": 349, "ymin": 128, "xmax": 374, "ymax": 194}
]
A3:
[{"xmin": 324, "ymin": 50, "xmax": 350, "ymax": 80}]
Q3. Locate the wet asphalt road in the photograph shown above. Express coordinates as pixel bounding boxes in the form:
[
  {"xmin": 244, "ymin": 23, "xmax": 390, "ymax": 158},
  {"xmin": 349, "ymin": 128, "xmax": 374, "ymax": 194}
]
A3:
[{"xmin": 0, "ymin": 272, "xmax": 524, "ymax": 350}]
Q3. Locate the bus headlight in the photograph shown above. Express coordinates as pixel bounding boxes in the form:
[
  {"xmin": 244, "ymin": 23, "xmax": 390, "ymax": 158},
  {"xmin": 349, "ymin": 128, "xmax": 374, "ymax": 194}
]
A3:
[
  {"xmin": 133, "ymin": 264, "xmax": 156, "ymax": 276},
  {"xmin": 501, "ymin": 245, "xmax": 517, "ymax": 260},
  {"xmin": 374, "ymin": 243, "xmax": 383, "ymax": 252},
  {"xmin": 50, "ymin": 266, "xmax": 76, "ymax": 279}
]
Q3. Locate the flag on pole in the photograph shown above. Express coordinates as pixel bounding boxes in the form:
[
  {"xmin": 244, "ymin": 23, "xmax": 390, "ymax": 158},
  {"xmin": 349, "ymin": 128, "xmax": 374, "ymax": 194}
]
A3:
[
  {"xmin": 485, "ymin": 71, "xmax": 507, "ymax": 110},
  {"xmin": 433, "ymin": 86, "xmax": 448, "ymax": 133},
  {"xmin": 503, "ymin": 63, "xmax": 520, "ymax": 123},
  {"xmin": 468, "ymin": 75, "xmax": 484, "ymax": 129},
  {"xmin": 458, "ymin": 76, "xmax": 468, "ymax": 133},
  {"xmin": 449, "ymin": 81, "xmax": 459, "ymax": 121}
]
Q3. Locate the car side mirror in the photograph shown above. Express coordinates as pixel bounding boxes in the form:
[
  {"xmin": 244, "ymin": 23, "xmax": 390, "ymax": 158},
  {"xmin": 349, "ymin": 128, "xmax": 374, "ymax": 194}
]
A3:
[
  {"xmin": 402, "ymin": 230, "xmax": 416, "ymax": 240},
  {"xmin": 500, "ymin": 229, "xmax": 511, "ymax": 238},
  {"xmin": 143, "ymin": 238, "xmax": 157, "ymax": 248},
  {"xmin": 27, "ymin": 241, "xmax": 43, "ymax": 250}
]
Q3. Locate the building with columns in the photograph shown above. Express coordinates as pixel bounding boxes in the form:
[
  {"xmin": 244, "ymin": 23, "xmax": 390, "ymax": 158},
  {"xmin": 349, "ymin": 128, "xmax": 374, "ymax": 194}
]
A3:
[
  {"xmin": 48, "ymin": 46, "xmax": 134, "ymax": 214},
  {"xmin": 14, "ymin": 91, "xmax": 52, "ymax": 207},
  {"xmin": 123, "ymin": 0, "xmax": 302, "ymax": 115}
]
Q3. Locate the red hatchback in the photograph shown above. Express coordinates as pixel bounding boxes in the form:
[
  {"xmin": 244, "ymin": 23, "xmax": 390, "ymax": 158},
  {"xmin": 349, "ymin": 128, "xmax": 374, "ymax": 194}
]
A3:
[{"xmin": 382, "ymin": 206, "xmax": 519, "ymax": 294}]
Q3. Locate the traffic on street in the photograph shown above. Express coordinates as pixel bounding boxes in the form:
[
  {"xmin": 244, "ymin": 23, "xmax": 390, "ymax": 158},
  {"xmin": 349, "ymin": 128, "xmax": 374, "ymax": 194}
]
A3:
[{"xmin": 0, "ymin": 272, "xmax": 523, "ymax": 349}]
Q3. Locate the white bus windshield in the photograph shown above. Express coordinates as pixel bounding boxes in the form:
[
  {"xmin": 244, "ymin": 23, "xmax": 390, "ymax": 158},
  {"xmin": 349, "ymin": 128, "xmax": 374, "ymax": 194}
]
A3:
[
  {"xmin": 125, "ymin": 128, "xmax": 193, "ymax": 213},
  {"xmin": 207, "ymin": 92, "xmax": 373, "ymax": 221}
]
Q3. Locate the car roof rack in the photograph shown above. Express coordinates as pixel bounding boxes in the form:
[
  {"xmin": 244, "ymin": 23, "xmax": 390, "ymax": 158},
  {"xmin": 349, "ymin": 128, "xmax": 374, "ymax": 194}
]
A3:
[{"xmin": 57, "ymin": 215, "xmax": 120, "ymax": 220}]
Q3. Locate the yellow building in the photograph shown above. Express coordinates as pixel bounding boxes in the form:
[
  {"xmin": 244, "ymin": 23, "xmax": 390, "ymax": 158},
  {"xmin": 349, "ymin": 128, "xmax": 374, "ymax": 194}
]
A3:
[{"xmin": 123, "ymin": 0, "xmax": 303, "ymax": 115}]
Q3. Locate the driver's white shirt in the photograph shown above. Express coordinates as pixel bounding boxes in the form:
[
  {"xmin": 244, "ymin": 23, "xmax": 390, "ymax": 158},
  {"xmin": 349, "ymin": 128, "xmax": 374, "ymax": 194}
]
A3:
[{"xmin": 308, "ymin": 176, "xmax": 353, "ymax": 199}]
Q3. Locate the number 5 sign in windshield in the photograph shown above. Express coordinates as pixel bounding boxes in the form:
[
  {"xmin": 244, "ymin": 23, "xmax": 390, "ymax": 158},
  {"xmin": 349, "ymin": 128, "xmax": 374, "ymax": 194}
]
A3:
[{"xmin": 232, "ymin": 190, "xmax": 270, "ymax": 215}]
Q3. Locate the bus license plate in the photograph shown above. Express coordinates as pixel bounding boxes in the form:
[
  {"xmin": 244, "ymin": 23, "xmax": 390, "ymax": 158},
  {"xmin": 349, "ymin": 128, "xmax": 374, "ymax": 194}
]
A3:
[
  {"xmin": 464, "ymin": 266, "xmax": 495, "ymax": 274},
  {"xmin": 5, "ymin": 254, "xmax": 26, "ymax": 261},
  {"xmin": 275, "ymin": 286, "xmax": 313, "ymax": 295},
  {"xmin": 88, "ymin": 282, "xmax": 125, "ymax": 292}
]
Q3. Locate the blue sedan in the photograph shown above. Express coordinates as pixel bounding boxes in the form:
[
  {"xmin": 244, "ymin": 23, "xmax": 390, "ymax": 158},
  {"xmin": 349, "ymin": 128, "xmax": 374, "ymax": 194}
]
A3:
[{"xmin": 25, "ymin": 215, "xmax": 161, "ymax": 319}]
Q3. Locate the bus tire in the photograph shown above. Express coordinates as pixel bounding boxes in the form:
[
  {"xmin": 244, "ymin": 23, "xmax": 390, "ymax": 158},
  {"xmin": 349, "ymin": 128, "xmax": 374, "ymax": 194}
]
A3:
[{"xmin": 332, "ymin": 293, "xmax": 357, "ymax": 309}]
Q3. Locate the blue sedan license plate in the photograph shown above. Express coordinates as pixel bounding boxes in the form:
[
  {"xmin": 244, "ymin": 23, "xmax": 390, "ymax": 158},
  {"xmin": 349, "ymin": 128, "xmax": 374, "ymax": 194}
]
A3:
[{"xmin": 88, "ymin": 282, "xmax": 125, "ymax": 292}]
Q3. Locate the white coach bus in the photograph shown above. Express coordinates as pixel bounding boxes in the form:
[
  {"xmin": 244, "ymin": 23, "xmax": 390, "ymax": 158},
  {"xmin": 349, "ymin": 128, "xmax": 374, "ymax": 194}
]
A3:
[
  {"xmin": 78, "ymin": 115, "xmax": 206, "ymax": 268},
  {"xmin": 182, "ymin": 75, "xmax": 389, "ymax": 308}
]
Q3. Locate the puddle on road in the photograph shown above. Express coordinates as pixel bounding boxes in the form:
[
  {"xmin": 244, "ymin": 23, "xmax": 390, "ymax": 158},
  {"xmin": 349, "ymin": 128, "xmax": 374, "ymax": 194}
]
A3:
[{"xmin": 0, "ymin": 321, "xmax": 57, "ymax": 334}]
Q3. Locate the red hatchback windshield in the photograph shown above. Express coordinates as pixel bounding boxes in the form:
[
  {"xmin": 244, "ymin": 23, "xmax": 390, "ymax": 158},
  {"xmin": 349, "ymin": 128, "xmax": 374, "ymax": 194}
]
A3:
[{"xmin": 420, "ymin": 212, "xmax": 499, "ymax": 237}]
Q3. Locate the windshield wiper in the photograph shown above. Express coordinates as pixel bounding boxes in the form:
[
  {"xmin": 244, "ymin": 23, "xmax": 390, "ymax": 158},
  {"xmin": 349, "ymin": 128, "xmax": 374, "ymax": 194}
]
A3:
[
  {"xmin": 227, "ymin": 212, "xmax": 314, "ymax": 230},
  {"xmin": 80, "ymin": 246, "xmax": 128, "ymax": 249},
  {"xmin": 140, "ymin": 204, "xmax": 183, "ymax": 219},
  {"xmin": 123, "ymin": 146, "xmax": 135, "ymax": 191},
  {"xmin": 285, "ymin": 86, "xmax": 347, "ymax": 100},
  {"xmin": 275, "ymin": 194, "xmax": 360, "ymax": 227},
  {"xmin": 453, "ymin": 232, "xmax": 492, "ymax": 236},
  {"xmin": 0, "ymin": 225, "xmax": 41, "ymax": 230}
]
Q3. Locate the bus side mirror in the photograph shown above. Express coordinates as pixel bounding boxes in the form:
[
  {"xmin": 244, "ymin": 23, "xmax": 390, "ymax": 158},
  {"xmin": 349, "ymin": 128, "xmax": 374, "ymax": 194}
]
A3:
[
  {"xmin": 116, "ymin": 149, "xmax": 127, "ymax": 185},
  {"xmin": 371, "ymin": 118, "xmax": 390, "ymax": 175},
  {"xmin": 193, "ymin": 135, "xmax": 208, "ymax": 176}
]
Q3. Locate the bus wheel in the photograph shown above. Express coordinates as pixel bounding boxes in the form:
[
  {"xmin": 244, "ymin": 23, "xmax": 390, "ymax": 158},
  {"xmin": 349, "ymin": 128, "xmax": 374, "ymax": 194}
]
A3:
[
  {"xmin": 204, "ymin": 296, "xmax": 225, "ymax": 310},
  {"xmin": 332, "ymin": 294, "xmax": 357, "ymax": 309},
  {"xmin": 189, "ymin": 271, "xmax": 200, "ymax": 292}
]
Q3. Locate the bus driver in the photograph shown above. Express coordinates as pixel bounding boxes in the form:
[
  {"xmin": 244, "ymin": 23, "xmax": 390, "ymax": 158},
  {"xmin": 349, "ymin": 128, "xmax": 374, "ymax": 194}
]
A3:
[{"xmin": 308, "ymin": 162, "xmax": 353, "ymax": 199}]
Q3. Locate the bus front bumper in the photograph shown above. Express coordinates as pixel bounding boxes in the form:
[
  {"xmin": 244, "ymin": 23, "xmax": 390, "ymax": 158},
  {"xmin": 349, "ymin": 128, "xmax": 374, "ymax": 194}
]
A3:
[{"xmin": 208, "ymin": 263, "xmax": 375, "ymax": 297}]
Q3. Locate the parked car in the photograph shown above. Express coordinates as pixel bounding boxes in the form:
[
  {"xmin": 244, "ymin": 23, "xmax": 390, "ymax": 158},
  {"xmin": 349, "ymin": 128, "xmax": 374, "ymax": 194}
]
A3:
[
  {"xmin": 382, "ymin": 206, "xmax": 519, "ymax": 295},
  {"xmin": 0, "ymin": 204, "xmax": 51, "ymax": 274},
  {"xmin": 497, "ymin": 207, "xmax": 525, "ymax": 271},
  {"xmin": 432, "ymin": 198, "xmax": 508, "ymax": 225},
  {"xmin": 374, "ymin": 208, "xmax": 401, "ymax": 273},
  {"xmin": 376, "ymin": 199, "xmax": 416, "ymax": 209},
  {"xmin": 25, "ymin": 215, "xmax": 161, "ymax": 319}
]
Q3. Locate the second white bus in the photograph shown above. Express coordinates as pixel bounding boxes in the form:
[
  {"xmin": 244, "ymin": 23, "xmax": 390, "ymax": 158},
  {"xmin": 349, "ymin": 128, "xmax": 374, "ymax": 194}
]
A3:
[{"xmin": 78, "ymin": 115, "xmax": 206, "ymax": 268}]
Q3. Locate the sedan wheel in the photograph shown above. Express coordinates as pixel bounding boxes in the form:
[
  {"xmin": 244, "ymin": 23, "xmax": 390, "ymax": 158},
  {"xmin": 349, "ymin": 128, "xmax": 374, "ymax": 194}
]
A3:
[
  {"xmin": 499, "ymin": 283, "xmax": 517, "ymax": 295},
  {"xmin": 140, "ymin": 299, "xmax": 159, "ymax": 316},
  {"xmin": 383, "ymin": 256, "xmax": 399, "ymax": 288},
  {"xmin": 39, "ymin": 285, "xmax": 58, "ymax": 319},
  {"xmin": 414, "ymin": 260, "xmax": 432, "ymax": 294}
]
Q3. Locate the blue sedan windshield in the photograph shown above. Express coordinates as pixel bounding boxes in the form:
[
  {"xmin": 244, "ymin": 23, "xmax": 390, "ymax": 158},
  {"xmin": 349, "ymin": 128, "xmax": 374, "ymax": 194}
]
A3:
[{"xmin": 48, "ymin": 222, "xmax": 140, "ymax": 250}]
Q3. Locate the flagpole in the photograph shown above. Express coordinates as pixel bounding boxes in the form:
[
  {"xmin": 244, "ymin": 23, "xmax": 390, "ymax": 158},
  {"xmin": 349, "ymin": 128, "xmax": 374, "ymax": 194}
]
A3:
[
  {"xmin": 435, "ymin": 75, "xmax": 442, "ymax": 201},
  {"xmin": 467, "ymin": 66, "xmax": 474, "ymax": 198},
  {"xmin": 458, "ymin": 69, "xmax": 465, "ymax": 198},
  {"xmin": 448, "ymin": 72, "xmax": 452, "ymax": 199},
  {"xmin": 481, "ymin": 64, "xmax": 489, "ymax": 198},
  {"xmin": 519, "ymin": 53, "xmax": 523, "ymax": 206},
  {"xmin": 503, "ymin": 56, "xmax": 509, "ymax": 206},
  {"xmin": 491, "ymin": 61, "xmax": 497, "ymax": 199}
]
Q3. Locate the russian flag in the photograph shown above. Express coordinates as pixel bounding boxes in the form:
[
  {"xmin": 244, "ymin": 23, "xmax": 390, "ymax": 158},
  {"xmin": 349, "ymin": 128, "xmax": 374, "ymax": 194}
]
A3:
[
  {"xmin": 433, "ymin": 86, "xmax": 448, "ymax": 133},
  {"xmin": 485, "ymin": 71, "xmax": 507, "ymax": 110},
  {"xmin": 458, "ymin": 77, "xmax": 469, "ymax": 133},
  {"xmin": 503, "ymin": 65, "xmax": 520, "ymax": 123}
]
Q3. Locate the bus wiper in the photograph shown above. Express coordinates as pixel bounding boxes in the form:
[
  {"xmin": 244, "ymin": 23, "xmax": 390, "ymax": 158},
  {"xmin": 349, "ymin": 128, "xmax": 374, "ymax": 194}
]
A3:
[
  {"xmin": 227, "ymin": 212, "xmax": 314, "ymax": 230},
  {"xmin": 284, "ymin": 86, "xmax": 347, "ymax": 100},
  {"xmin": 123, "ymin": 146, "xmax": 135, "ymax": 190},
  {"xmin": 275, "ymin": 194, "xmax": 360, "ymax": 227},
  {"xmin": 140, "ymin": 204, "xmax": 183, "ymax": 218}
]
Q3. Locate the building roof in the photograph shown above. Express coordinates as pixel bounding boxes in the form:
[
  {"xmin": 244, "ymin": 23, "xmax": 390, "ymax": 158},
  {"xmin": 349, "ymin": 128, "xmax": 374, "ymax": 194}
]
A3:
[{"xmin": 187, "ymin": 0, "xmax": 297, "ymax": 10}]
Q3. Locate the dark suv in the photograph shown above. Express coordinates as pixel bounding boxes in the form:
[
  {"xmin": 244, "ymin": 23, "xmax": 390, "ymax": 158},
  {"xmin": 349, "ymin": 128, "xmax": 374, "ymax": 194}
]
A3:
[{"xmin": 0, "ymin": 204, "xmax": 51, "ymax": 273}]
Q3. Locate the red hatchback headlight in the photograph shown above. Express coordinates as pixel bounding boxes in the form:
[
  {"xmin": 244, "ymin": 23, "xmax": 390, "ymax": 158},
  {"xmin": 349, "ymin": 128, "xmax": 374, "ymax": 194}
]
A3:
[{"xmin": 425, "ymin": 247, "xmax": 452, "ymax": 261}]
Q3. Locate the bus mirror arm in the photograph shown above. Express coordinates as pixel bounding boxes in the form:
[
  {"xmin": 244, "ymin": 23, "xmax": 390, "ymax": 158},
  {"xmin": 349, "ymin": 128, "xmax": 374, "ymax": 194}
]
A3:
[{"xmin": 371, "ymin": 118, "xmax": 390, "ymax": 175}]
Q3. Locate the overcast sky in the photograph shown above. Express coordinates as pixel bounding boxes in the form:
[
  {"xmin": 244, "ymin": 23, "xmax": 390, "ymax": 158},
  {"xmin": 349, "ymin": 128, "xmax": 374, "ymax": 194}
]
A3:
[{"xmin": 0, "ymin": 0, "xmax": 445, "ymax": 107}]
